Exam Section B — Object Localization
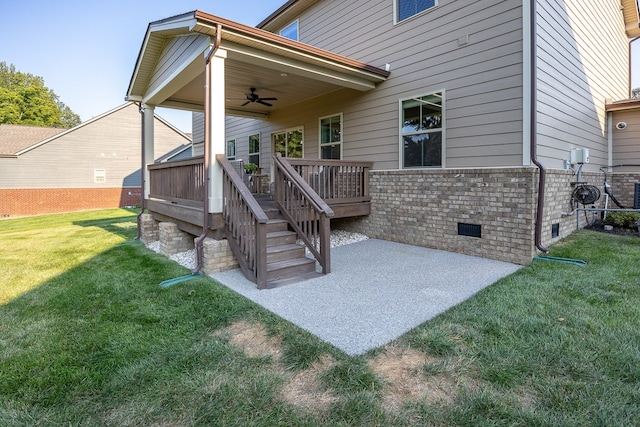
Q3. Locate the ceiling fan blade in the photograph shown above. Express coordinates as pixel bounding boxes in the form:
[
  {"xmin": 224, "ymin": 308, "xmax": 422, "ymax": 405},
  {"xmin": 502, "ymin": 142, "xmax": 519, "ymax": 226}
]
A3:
[
  {"xmin": 257, "ymin": 100, "xmax": 273, "ymax": 107},
  {"xmin": 259, "ymin": 97, "xmax": 277, "ymax": 101},
  {"xmin": 241, "ymin": 101, "xmax": 251, "ymax": 106}
]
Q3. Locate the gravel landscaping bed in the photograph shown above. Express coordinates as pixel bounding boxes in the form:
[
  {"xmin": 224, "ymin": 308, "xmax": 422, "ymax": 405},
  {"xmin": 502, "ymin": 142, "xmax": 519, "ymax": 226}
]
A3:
[{"xmin": 145, "ymin": 229, "xmax": 368, "ymax": 270}]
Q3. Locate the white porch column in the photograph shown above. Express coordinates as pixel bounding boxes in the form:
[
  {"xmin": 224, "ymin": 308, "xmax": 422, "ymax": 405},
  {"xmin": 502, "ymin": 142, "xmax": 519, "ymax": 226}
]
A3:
[
  {"xmin": 206, "ymin": 48, "xmax": 227, "ymax": 213},
  {"xmin": 142, "ymin": 104, "xmax": 155, "ymax": 199}
]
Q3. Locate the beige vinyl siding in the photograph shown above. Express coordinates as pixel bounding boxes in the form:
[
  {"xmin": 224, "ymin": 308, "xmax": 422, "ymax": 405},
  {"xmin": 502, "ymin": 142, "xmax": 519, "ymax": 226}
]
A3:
[
  {"xmin": 147, "ymin": 34, "xmax": 209, "ymax": 99},
  {"xmin": 0, "ymin": 104, "xmax": 188, "ymax": 188},
  {"xmin": 612, "ymin": 110, "xmax": 640, "ymax": 165},
  {"xmin": 254, "ymin": 0, "xmax": 526, "ymax": 169},
  {"xmin": 536, "ymin": 0, "xmax": 629, "ymax": 171}
]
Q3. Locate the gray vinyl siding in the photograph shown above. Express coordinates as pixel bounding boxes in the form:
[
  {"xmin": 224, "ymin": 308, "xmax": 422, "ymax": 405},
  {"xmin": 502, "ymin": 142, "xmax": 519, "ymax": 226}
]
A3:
[
  {"xmin": 612, "ymin": 110, "xmax": 640, "ymax": 165},
  {"xmin": 536, "ymin": 0, "xmax": 629, "ymax": 171},
  {"xmin": 192, "ymin": 112, "xmax": 205, "ymax": 157},
  {"xmin": 0, "ymin": 104, "xmax": 189, "ymax": 188},
  {"xmin": 226, "ymin": 0, "xmax": 526, "ymax": 170}
]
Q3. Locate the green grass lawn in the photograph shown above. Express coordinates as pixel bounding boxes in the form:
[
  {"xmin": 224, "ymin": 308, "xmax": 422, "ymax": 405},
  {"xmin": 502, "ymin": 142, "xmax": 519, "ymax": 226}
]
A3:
[{"xmin": 1, "ymin": 209, "xmax": 639, "ymax": 426}]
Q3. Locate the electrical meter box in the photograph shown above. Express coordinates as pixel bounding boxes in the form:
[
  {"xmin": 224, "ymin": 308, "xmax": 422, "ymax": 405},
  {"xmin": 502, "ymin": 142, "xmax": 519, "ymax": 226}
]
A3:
[{"xmin": 570, "ymin": 148, "xmax": 590, "ymax": 164}]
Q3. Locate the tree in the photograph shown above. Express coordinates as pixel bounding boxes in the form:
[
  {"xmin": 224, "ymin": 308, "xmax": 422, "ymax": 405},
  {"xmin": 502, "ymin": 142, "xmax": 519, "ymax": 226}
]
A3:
[
  {"xmin": 0, "ymin": 62, "xmax": 81, "ymax": 128},
  {"xmin": 632, "ymin": 87, "xmax": 640, "ymax": 99}
]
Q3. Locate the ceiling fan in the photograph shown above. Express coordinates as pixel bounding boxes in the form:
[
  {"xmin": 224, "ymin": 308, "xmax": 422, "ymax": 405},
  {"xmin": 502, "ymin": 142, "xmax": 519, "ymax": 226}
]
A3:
[{"xmin": 241, "ymin": 87, "xmax": 277, "ymax": 107}]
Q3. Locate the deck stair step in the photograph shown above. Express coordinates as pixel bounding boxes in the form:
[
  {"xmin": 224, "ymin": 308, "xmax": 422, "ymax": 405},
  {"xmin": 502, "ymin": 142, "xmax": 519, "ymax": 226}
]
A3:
[
  {"xmin": 266, "ymin": 218, "xmax": 288, "ymax": 233},
  {"xmin": 266, "ymin": 230, "xmax": 297, "ymax": 246},
  {"xmin": 266, "ymin": 257, "xmax": 316, "ymax": 283},
  {"xmin": 267, "ymin": 243, "xmax": 306, "ymax": 263}
]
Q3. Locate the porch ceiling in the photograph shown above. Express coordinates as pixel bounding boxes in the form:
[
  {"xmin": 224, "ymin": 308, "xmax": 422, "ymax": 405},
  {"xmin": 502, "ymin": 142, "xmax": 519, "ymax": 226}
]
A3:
[{"xmin": 126, "ymin": 10, "xmax": 389, "ymax": 117}]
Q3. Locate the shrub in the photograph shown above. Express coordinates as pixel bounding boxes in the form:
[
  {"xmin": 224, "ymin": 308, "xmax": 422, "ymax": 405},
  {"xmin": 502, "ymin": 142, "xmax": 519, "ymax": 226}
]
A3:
[{"xmin": 603, "ymin": 211, "xmax": 640, "ymax": 229}]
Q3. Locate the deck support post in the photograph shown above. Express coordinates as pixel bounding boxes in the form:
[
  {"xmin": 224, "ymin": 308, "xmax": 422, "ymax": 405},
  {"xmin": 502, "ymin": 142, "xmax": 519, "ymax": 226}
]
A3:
[
  {"xmin": 142, "ymin": 104, "xmax": 155, "ymax": 200},
  {"xmin": 206, "ymin": 48, "xmax": 227, "ymax": 214}
]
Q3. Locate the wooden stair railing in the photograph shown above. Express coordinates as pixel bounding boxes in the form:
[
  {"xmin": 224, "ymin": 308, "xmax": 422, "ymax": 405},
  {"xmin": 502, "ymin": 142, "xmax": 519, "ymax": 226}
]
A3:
[
  {"xmin": 273, "ymin": 154, "xmax": 335, "ymax": 274},
  {"xmin": 217, "ymin": 154, "xmax": 269, "ymax": 288}
]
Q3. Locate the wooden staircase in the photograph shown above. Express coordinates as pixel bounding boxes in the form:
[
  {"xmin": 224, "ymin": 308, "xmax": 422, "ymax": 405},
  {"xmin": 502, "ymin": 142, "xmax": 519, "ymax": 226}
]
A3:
[{"xmin": 263, "ymin": 206, "xmax": 320, "ymax": 287}]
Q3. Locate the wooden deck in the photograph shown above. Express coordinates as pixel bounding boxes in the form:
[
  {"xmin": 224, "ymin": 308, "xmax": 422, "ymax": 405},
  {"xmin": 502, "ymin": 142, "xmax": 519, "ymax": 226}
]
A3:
[
  {"xmin": 146, "ymin": 156, "xmax": 372, "ymax": 231},
  {"xmin": 146, "ymin": 156, "xmax": 372, "ymax": 287}
]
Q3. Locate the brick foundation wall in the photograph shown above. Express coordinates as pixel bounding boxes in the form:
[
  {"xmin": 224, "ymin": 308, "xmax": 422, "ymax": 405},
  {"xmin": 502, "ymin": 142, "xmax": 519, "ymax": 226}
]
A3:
[
  {"xmin": 334, "ymin": 167, "xmax": 628, "ymax": 265},
  {"xmin": 334, "ymin": 168, "xmax": 539, "ymax": 265},
  {"xmin": 0, "ymin": 187, "xmax": 142, "ymax": 218},
  {"xmin": 542, "ymin": 170, "xmax": 605, "ymax": 248},
  {"xmin": 604, "ymin": 172, "xmax": 640, "ymax": 208}
]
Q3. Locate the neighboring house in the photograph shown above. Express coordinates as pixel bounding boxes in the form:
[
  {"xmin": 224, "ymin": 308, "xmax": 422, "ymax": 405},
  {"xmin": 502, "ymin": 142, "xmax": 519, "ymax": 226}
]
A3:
[
  {"xmin": 0, "ymin": 103, "xmax": 191, "ymax": 217},
  {"xmin": 125, "ymin": 1, "xmax": 640, "ymax": 286}
]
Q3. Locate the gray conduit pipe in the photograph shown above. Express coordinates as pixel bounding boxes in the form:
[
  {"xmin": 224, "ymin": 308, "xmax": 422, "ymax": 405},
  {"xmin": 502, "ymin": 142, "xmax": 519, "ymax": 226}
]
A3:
[
  {"xmin": 530, "ymin": 0, "xmax": 548, "ymax": 253},
  {"xmin": 193, "ymin": 24, "xmax": 223, "ymax": 274}
]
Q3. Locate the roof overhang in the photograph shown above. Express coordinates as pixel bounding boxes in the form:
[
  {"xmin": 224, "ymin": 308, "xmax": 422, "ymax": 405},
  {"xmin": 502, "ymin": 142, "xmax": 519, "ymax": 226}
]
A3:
[
  {"xmin": 126, "ymin": 10, "xmax": 389, "ymax": 116},
  {"xmin": 606, "ymin": 98, "xmax": 640, "ymax": 111},
  {"xmin": 622, "ymin": 0, "xmax": 640, "ymax": 37}
]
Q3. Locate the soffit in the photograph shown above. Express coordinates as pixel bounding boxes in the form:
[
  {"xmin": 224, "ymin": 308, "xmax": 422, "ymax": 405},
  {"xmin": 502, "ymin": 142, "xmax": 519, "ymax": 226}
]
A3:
[
  {"xmin": 622, "ymin": 0, "xmax": 640, "ymax": 37},
  {"xmin": 126, "ymin": 11, "xmax": 388, "ymax": 116},
  {"xmin": 257, "ymin": 0, "xmax": 320, "ymax": 32}
]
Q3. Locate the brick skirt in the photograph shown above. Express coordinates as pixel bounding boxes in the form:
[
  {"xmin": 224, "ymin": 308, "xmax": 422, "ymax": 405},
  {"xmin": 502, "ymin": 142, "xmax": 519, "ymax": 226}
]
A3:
[{"xmin": 0, "ymin": 187, "xmax": 142, "ymax": 218}]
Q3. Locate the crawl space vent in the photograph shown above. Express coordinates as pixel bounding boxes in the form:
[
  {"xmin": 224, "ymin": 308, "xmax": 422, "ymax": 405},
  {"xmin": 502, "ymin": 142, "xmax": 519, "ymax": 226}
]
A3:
[
  {"xmin": 552, "ymin": 223, "xmax": 560, "ymax": 238},
  {"xmin": 458, "ymin": 223, "xmax": 481, "ymax": 238}
]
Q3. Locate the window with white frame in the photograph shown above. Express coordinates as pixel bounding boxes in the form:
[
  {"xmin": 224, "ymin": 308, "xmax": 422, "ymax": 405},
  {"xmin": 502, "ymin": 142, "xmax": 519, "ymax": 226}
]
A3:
[
  {"xmin": 396, "ymin": 0, "xmax": 436, "ymax": 22},
  {"xmin": 319, "ymin": 113, "xmax": 342, "ymax": 160},
  {"xmin": 273, "ymin": 128, "xmax": 303, "ymax": 158},
  {"xmin": 248, "ymin": 134, "xmax": 260, "ymax": 166},
  {"xmin": 279, "ymin": 20, "xmax": 299, "ymax": 41},
  {"xmin": 401, "ymin": 92, "xmax": 443, "ymax": 168},
  {"xmin": 94, "ymin": 169, "xmax": 106, "ymax": 183},
  {"xmin": 226, "ymin": 139, "xmax": 236, "ymax": 160}
]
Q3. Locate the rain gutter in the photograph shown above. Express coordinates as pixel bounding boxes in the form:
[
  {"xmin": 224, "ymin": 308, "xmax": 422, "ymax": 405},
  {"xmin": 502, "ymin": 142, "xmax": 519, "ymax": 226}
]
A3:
[
  {"xmin": 193, "ymin": 23, "xmax": 223, "ymax": 274},
  {"xmin": 530, "ymin": 0, "xmax": 548, "ymax": 253}
]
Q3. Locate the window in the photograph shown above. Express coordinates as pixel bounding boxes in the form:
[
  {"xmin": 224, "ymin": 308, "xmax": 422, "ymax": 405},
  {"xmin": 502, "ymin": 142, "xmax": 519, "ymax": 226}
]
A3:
[
  {"xmin": 273, "ymin": 128, "xmax": 303, "ymax": 158},
  {"xmin": 226, "ymin": 139, "xmax": 236, "ymax": 160},
  {"xmin": 94, "ymin": 169, "xmax": 106, "ymax": 183},
  {"xmin": 396, "ymin": 0, "xmax": 436, "ymax": 22},
  {"xmin": 249, "ymin": 134, "xmax": 260, "ymax": 166},
  {"xmin": 401, "ymin": 92, "xmax": 443, "ymax": 168},
  {"xmin": 319, "ymin": 114, "xmax": 342, "ymax": 160},
  {"xmin": 279, "ymin": 20, "xmax": 299, "ymax": 41}
]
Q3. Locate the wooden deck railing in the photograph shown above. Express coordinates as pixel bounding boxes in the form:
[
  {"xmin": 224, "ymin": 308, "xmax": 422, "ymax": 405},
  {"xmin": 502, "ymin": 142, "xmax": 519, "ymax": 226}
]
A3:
[
  {"xmin": 286, "ymin": 158, "xmax": 372, "ymax": 205},
  {"xmin": 148, "ymin": 156, "xmax": 205, "ymax": 205},
  {"xmin": 274, "ymin": 154, "xmax": 335, "ymax": 274},
  {"xmin": 217, "ymin": 154, "xmax": 270, "ymax": 289}
]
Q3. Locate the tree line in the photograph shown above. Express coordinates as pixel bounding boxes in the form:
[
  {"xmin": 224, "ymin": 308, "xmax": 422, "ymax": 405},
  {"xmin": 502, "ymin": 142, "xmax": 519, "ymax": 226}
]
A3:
[{"xmin": 0, "ymin": 61, "xmax": 81, "ymax": 128}]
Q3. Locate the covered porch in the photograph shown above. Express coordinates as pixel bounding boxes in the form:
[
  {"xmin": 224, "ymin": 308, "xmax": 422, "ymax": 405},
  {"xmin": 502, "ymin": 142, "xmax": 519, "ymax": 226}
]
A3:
[{"xmin": 125, "ymin": 10, "xmax": 388, "ymax": 288}]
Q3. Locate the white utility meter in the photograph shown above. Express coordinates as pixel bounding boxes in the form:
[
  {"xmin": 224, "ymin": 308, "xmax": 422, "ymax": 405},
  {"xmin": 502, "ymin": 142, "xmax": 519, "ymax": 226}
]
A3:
[{"xmin": 570, "ymin": 148, "xmax": 590, "ymax": 164}]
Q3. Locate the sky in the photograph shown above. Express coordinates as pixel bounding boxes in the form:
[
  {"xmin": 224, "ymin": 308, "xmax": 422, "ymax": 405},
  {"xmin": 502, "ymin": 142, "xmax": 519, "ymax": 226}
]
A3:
[
  {"xmin": 0, "ymin": 0, "xmax": 287, "ymax": 133},
  {"xmin": 2, "ymin": 1, "xmax": 640, "ymax": 134}
]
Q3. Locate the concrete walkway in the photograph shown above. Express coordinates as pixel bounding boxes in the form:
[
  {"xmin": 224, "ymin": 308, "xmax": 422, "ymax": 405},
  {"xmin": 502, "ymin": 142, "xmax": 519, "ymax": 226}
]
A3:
[{"xmin": 211, "ymin": 239, "xmax": 521, "ymax": 355}]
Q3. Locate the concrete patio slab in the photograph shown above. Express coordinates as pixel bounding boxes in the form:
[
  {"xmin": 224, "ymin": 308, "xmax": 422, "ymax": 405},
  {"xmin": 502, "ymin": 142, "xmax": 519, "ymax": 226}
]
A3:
[{"xmin": 210, "ymin": 239, "xmax": 521, "ymax": 355}]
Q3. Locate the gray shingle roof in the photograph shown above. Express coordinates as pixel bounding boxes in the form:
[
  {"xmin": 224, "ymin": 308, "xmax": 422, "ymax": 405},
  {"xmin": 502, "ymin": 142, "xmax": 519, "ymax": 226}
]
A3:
[{"xmin": 0, "ymin": 124, "xmax": 66, "ymax": 156}]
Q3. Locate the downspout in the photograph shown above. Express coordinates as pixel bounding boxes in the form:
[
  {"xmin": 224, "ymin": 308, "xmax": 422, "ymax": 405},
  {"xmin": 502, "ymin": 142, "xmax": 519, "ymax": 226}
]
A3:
[
  {"xmin": 193, "ymin": 24, "xmax": 223, "ymax": 274},
  {"xmin": 530, "ymin": 0, "xmax": 548, "ymax": 253},
  {"xmin": 135, "ymin": 102, "xmax": 145, "ymax": 240}
]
